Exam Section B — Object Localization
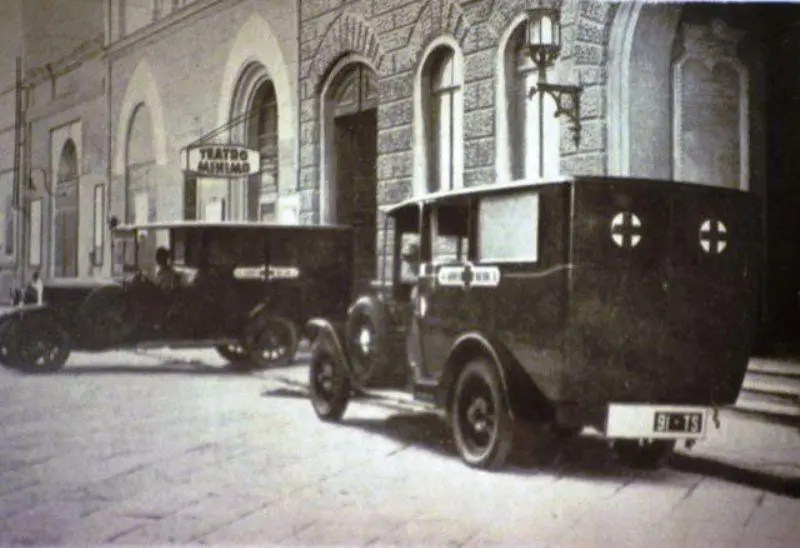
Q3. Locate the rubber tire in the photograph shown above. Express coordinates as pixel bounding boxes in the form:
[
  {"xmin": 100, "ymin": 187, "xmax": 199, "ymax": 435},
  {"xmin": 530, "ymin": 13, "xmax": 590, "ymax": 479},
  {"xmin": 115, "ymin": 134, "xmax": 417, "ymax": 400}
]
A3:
[
  {"xmin": 245, "ymin": 316, "xmax": 299, "ymax": 370},
  {"xmin": 612, "ymin": 440, "xmax": 676, "ymax": 469},
  {"xmin": 451, "ymin": 358, "xmax": 514, "ymax": 470},
  {"xmin": 14, "ymin": 315, "xmax": 71, "ymax": 374},
  {"xmin": 0, "ymin": 315, "xmax": 17, "ymax": 368},
  {"xmin": 308, "ymin": 341, "xmax": 351, "ymax": 422}
]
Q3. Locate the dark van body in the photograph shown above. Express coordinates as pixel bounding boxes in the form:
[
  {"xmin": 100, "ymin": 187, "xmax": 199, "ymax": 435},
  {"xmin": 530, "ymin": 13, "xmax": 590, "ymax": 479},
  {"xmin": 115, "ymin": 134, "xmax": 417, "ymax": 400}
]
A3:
[
  {"xmin": 306, "ymin": 176, "xmax": 761, "ymax": 470},
  {"xmin": 1, "ymin": 222, "xmax": 353, "ymax": 373}
]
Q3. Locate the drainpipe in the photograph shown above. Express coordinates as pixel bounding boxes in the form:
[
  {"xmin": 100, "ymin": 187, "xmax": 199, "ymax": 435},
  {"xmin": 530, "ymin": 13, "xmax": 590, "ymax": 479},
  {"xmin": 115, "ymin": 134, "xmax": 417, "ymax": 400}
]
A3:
[
  {"xmin": 296, "ymin": 0, "xmax": 302, "ymax": 224},
  {"xmin": 105, "ymin": 0, "xmax": 113, "ymax": 276},
  {"xmin": 12, "ymin": 56, "xmax": 23, "ymax": 295}
]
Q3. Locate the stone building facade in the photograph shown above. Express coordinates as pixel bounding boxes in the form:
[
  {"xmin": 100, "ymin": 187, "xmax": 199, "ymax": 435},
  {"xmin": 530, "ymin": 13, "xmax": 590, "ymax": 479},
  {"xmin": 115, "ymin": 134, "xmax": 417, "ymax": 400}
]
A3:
[
  {"xmin": 0, "ymin": 0, "xmax": 25, "ymax": 299},
  {"xmin": 2, "ymin": 0, "xmax": 800, "ymax": 343},
  {"xmin": 0, "ymin": 0, "xmax": 107, "ymax": 295},
  {"xmin": 296, "ymin": 0, "xmax": 620, "ymax": 291},
  {"xmin": 106, "ymin": 0, "xmax": 300, "ymax": 236},
  {"xmin": 294, "ymin": 0, "xmax": 799, "ymax": 338},
  {"xmin": 1, "ymin": 0, "xmax": 300, "ymax": 295}
]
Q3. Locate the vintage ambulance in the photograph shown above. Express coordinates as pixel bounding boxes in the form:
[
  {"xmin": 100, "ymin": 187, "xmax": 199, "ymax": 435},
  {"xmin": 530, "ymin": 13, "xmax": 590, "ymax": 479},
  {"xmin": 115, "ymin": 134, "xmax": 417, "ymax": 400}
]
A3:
[
  {"xmin": 0, "ymin": 222, "xmax": 352, "ymax": 373},
  {"xmin": 306, "ymin": 176, "xmax": 762, "ymax": 470}
]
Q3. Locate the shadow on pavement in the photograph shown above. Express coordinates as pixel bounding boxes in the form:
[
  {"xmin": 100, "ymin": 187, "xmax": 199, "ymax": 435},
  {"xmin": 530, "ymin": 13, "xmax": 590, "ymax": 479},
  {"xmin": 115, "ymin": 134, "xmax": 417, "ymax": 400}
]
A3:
[
  {"xmin": 337, "ymin": 411, "xmax": 800, "ymax": 495},
  {"xmin": 262, "ymin": 386, "xmax": 310, "ymax": 399},
  {"xmin": 344, "ymin": 413, "xmax": 454, "ymax": 457},
  {"xmin": 671, "ymin": 453, "xmax": 800, "ymax": 499}
]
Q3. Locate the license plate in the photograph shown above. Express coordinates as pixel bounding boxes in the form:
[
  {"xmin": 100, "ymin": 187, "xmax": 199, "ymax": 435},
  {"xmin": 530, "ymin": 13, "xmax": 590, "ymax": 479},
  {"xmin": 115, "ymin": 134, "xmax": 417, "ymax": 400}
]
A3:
[
  {"xmin": 654, "ymin": 411, "xmax": 703, "ymax": 434},
  {"xmin": 606, "ymin": 404, "xmax": 708, "ymax": 438}
]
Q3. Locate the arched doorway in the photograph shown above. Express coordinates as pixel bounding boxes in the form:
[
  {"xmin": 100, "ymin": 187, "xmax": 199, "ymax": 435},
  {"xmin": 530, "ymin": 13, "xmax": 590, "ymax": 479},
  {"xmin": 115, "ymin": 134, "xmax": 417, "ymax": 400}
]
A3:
[
  {"xmin": 324, "ymin": 63, "xmax": 378, "ymax": 293},
  {"xmin": 222, "ymin": 63, "xmax": 280, "ymax": 222},
  {"xmin": 245, "ymin": 79, "xmax": 279, "ymax": 221},
  {"xmin": 125, "ymin": 103, "xmax": 156, "ymax": 224},
  {"xmin": 608, "ymin": 3, "xmax": 800, "ymax": 344},
  {"xmin": 54, "ymin": 139, "xmax": 79, "ymax": 277},
  {"xmin": 125, "ymin": 103, "xmax": 159, "ymax": 273}
]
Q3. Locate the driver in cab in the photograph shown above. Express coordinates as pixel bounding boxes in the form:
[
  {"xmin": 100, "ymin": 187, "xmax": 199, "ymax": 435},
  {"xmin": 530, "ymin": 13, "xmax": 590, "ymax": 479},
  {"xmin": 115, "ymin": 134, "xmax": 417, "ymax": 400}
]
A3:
[{"xmin": 155, "ymin": 247, "xmax": 182, "ymax": 291}]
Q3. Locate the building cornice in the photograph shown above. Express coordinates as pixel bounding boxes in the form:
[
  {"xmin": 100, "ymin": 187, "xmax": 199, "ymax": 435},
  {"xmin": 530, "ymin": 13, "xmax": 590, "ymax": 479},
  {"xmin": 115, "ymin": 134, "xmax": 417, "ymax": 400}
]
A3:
[
  {"xmin": 107, "ymin": 0, "xmax": 249, "ymax": 62},
  {"xmin": 24, "ymin": 35, "xmax": 106, "ymax": 87}
]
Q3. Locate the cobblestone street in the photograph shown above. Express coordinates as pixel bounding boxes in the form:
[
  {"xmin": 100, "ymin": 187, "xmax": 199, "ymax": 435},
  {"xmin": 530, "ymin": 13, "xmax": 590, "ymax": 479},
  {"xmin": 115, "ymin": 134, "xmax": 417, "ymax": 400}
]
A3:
[{"xmin": 0, "ymin": 349, "xmax": 798, "ymax": 546}]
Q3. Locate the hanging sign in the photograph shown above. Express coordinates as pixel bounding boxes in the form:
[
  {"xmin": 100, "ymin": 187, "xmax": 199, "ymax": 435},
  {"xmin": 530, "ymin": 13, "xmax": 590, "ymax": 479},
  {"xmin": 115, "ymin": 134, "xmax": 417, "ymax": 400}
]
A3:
[{"xmin": 182, "ymin": 144, "xmax": 261, "ymax": 178}]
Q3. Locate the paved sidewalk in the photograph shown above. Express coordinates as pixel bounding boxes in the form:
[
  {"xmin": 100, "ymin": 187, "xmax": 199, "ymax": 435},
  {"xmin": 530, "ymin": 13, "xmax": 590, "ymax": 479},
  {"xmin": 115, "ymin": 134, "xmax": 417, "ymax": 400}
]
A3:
[
  {"xmin": 266, "ymin": 362, "xmax": 800, "ymax": 492},
  {"xmin": 8, "ymin": 340, "xmax": 800, "ymax": 494},
  {"xmin": 672, "ymin": 410, "xmax": 799, "ymax": 496},
  {"xmin": 1, "ymin": 348, "xmax": 798, "ymax": 546}
]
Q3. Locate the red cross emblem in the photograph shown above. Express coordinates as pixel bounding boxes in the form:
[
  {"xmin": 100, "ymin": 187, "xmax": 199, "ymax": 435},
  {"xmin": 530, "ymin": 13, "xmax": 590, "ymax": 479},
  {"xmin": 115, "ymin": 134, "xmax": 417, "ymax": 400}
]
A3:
[
  {"xmin": 610, "ymin": 212, "xmax": 643, "ymax": 248},
  {"xmin": 700, "ymin": 219, "xmax": 728, "ymax": 254}
]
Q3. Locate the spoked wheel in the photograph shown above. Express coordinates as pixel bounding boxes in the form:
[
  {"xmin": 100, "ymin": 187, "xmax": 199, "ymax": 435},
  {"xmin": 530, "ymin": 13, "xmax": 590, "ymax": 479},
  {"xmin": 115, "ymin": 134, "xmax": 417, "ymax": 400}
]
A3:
[
  {"xmin": 15, "ymin": 319, "xmax": 71, "ymax": 373},
  {"xmin": 451, "ymin": 358, "xmax": 514, "ymax": 470},
  {"xmin": 612, "ymin": 439, "xmax": 676, "ymax": 469},
  {"xmin": 245, "ymin": 316, "xmax": 299, "ymax": 370},
  {"xmin": 308, "ymin": 342, "xmax": 351, "ymax": 421}
]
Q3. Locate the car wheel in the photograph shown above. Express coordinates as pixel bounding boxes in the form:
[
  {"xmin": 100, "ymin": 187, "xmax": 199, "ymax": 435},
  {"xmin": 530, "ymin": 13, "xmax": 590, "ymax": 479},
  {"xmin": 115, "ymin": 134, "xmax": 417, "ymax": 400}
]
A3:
[
  {"xmin": 309, "ymin": 341, "xmax": 351, "ymax": 421},
  {"xmin": 451, "ymin": 358, "xmax": 514, "ymax": 470},
  {"xmin": 0, "ymin": 316, "xmax": 18, "ymax": 368},
  {"xmin": 15, "ymin": 317, "xmax": 71, "ymax": 373},
  {"xmin": 612, "ymin": 440, "xmax": 676, "ymax": 469},
  {"xmin": 245, "ymin": 316, "xmax": 299, "ymax": 370}
]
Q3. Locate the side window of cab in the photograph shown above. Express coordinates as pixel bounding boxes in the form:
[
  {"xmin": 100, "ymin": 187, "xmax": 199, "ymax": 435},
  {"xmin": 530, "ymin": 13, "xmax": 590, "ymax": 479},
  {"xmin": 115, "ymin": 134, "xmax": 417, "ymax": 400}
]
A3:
[
  {"xmin": 389, "ymin": 205, "xmax": 422, "ymax": 302},
  {"xmin": 430, "ymin": 201, "xmax": 472, "ymax": 267}
]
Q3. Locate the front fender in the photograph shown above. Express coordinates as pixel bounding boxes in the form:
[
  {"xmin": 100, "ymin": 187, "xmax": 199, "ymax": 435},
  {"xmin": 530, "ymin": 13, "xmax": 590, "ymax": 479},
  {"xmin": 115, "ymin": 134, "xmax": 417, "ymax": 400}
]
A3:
[
  {"xmin": 441, "ymin": 332, "xmax": 553, "ymax": 423},
  {"xmin": 306, "ymin": 317, "xmax": 351, "ymax": 373},
  {"xmin": 1, "ymin": 304, "xmax": 52, "ymax": 323},
  {"xmin": 0, "ymin": 305, "xmax": 66, "ymax": 355}
]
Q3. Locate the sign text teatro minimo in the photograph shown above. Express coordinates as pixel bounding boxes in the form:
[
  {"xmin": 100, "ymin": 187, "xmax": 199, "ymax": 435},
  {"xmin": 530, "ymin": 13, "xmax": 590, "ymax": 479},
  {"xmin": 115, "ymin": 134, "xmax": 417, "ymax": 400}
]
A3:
[{"xmin": 182, "ymin": 145, "xmax": 261, "ymax": 177}]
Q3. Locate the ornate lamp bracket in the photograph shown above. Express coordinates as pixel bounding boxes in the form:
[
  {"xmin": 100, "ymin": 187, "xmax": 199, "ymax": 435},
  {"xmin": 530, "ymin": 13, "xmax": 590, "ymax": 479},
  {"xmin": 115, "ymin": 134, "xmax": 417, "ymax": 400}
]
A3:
[{"xmin": 528, "ymin": 82, "xmax": 583, "ymax": 148}]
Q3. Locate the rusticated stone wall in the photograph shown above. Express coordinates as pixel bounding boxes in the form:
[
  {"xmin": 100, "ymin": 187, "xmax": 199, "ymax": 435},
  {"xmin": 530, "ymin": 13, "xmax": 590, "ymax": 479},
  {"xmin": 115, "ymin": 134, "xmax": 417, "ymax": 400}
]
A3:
[{"xmin": 297, "ymin": 0, "xmax": 618, "ymax": 226}]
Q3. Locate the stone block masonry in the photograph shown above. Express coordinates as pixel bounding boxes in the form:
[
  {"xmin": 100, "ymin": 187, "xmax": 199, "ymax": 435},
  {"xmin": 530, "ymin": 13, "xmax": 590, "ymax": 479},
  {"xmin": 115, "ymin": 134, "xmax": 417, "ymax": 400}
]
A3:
[{"xmin": 298, "ymin": 0, "xmax": 618, "ymax": 280}]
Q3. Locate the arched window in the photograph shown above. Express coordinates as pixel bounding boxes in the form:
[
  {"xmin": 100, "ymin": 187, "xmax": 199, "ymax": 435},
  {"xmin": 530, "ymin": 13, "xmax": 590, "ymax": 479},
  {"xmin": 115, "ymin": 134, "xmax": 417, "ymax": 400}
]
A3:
[
  {"xmin": 506, "ymin": 23, "xmax": 560, "ymax": 179},
  {"xmin": 125, "ymin": 103, "xmax": 155, "ymax": 224},
  {"xmin": 423, "ymin": 46, "xmax": 463, "ymax": 193},
  {"xmin": 247, "ymin": 80, "xmax": 279, "ymax": 221},
  {"xmin": 54, "ymin": 139, "xmax": 79, "ymax": 277}
]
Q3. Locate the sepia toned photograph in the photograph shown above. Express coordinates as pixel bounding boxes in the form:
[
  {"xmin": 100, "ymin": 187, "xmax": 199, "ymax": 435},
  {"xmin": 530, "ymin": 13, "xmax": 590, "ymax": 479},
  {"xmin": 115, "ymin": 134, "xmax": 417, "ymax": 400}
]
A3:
[{"xmin": 0, "ymin": 0, "xmax": 797, "ymax": 545}]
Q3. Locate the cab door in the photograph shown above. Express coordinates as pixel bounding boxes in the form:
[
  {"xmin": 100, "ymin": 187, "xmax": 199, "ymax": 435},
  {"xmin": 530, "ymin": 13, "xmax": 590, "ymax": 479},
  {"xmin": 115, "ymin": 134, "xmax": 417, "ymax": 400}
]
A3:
[{"xmin": 414, "ymin": 202, "xmax": 474, "ymax": 381}]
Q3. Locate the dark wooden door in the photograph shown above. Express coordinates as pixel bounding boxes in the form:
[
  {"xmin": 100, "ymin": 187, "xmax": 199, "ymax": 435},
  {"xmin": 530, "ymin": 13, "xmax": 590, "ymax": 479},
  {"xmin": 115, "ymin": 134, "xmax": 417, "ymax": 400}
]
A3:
[{"xmin": 334, "ymin": 109, "xmax": 377, "ymax": 295}]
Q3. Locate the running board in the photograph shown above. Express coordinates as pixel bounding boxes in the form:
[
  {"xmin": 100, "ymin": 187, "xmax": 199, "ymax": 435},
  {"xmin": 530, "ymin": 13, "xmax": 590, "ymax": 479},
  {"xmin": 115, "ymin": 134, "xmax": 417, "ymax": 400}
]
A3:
[{"xmin": 131, "ymin": 339, "xmax": 239, "ymax": 350}]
